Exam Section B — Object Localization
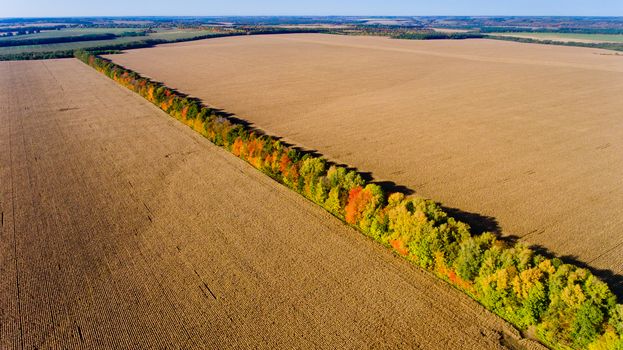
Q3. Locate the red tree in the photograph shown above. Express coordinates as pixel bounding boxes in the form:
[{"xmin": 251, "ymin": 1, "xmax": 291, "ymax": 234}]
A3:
[{"xmin": 345, "ymin": 186, "xmax": 373, "ymax": 224}]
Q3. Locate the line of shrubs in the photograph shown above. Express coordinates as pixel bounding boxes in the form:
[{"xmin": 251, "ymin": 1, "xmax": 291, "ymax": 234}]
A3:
[
  {"xmin": 75, "ymin": 50, "xmax": 623, "ymax": 350},
  {"xmin": 0, "ymin": 50, "xmax": 77, "ymax": 61},
  {"xmin": 0, "ymin": 25, "xmax": 66, "ymax": 34},
  {"xmin": 393, "ymin": 32, "xmax": 485, "ymax": 40},
  {"xmin": 478, "ymin": 27, "xmax": 623, "ymax": 35},
  {"xmin": 487, "ymin": 35, "xmax": 623, "ymax": 52},
  {"xmin": 0, "ymin": 33, "xmax": 118, "ymax": 47}
]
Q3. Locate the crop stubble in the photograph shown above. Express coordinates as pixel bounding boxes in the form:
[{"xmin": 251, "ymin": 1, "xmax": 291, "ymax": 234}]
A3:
[
  {"xmin": 0, "ymin": 59, "xmax": 537, "ymax": 348},
  {"xmin": 106, "ymin": 34, "xmax": 623, "ymax": 289}
]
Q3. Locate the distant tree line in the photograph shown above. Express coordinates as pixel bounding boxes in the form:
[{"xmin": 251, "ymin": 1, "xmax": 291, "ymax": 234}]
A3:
[
  {"xmin": 478, "ymin": 26, "xmax": 623, "ymax": 35},
  {"xmin": 236, "ymin": 26, "xmax": 329, "ymax": 35},
  {"xmin": 0, "ymin": 50, "xmax": 76, "ymax": 61},
  {"xmin": 76, "ymin": 49, "xmax": 623, "ymax": 350},
  {"xmin": 0, "ymin": 33, "xmax": 118, "ymax": 47},
  {"xmin": 488, "ymin": 35, "xmax": 623, "ymax": 52},
  {"xmin": 393, "ymin": 32, "xmax": 484, "ymax": 40},
  {"xmin": 330, "ymin": 26, "xmax": 484, "ymax": 40},
  {"xmin": 70, "ymin": 32, "xmax": 243, "ymax": 53},
  {"xmin": 117, "ymin": 30, "xmax": 149, "ymax": 37},
  {"xmin": 0, "ymin": 25, "xmax": 66, "ymax": 34}
]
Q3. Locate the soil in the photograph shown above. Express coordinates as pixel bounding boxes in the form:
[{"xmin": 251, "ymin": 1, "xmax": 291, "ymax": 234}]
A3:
[
  {"xmin": 0, "ymin": 58, "xmax": 542, "ymax": 349},
  {"xmin": 106, "ymin": 34, "xmax": 623, "ymax": 294}
]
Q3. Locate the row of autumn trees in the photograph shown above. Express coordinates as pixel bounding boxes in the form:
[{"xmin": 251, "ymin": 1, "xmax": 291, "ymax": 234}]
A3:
[{"xmin": 75, "ymin": 49, "xmax": 623, "ymax": 350}]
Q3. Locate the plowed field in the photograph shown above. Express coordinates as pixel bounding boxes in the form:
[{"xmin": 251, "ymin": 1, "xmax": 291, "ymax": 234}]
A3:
[
  {"xmin": 107, "ymin": 34, "xmax": 623, "ymax": 293},
  {"xmin": 0, "ymin": 58, "xmax": 534, "ymax": 349}
]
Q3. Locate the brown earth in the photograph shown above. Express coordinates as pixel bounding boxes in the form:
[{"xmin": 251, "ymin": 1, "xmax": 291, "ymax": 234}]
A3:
[
  {"xmin": 0, "ymin": 59, "xmax": 539, "ymax": 349},
  {"xmin": 106, "ymin": 34, "xmax": 623, "ymax": 294}
]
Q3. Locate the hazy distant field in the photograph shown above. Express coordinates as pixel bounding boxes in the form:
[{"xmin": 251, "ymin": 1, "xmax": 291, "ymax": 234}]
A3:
[
  {"xmin": 492, "ymin": 31, "xmax": 623, "ymax": 43},
  {"xmin": 0, "ymin": 28, "xmax": 218, "ymax": 55},
  {"xmin": 0, "ymin": 28, "xmax": 142, "ymax": 41},
  {"xmin": 107, "ymin": 34, "xmax": 623, "ymax": 286},
  {"xmin": 0, "ymin": 58, "xmax": 524, "ymax": 349}
]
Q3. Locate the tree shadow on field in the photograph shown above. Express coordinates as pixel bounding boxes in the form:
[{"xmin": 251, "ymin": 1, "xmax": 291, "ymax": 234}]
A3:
[
  {"xmin": 529, "ymin": 245, "xmax": 623, "ymax": 301},
  {"xmin": 443, "ymin": 206, "xmax": 623, "ymax": 301},
  {"xmin": 441, "ymin": 204, "xmax": 623, "ymax": 301},
  {"xmin": 183, "ymin": 94, "xmax": 623, "ymax": 302},
  {"xmin": 442, "ymin": 206, "xmax": 501, "ymax": 236}
]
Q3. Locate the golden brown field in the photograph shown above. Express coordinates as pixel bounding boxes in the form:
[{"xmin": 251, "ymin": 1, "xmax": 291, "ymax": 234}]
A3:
[
  {"xmin": 0, "ymin": 58, "xmax": 541, "ymax": 349},
  {"xmin": 107, "ymin": 34, "xmax": 623, "ymax": 292}
]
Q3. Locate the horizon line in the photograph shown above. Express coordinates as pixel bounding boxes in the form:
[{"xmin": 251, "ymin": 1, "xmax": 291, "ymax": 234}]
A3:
[{"xmin": 2, "ymin": 15, "xmax": 623, "ymax": 19}]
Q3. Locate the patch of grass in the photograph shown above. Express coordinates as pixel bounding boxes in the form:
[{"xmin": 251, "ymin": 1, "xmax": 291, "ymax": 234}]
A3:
[
  {"xmin": 0, "ymin": 27, "xmax": 143, "ymax": 41},
  {"xmin": 0, "ymin": 28, "xmax": 222, "ymax": 58}
]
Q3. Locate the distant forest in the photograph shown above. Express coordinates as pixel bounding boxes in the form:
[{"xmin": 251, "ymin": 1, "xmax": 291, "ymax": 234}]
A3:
[{"xmin": 1, "ymin": 16, "xmax": 623, "ymax": 61}]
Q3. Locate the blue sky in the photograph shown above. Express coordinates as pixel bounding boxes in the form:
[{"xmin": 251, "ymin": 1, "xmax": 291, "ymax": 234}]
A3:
[{"xmin": 3, "ymin": 0, "xmax": 623, "ymax": 17}]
